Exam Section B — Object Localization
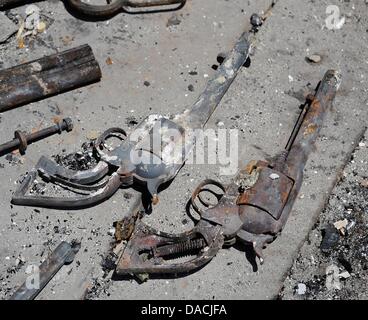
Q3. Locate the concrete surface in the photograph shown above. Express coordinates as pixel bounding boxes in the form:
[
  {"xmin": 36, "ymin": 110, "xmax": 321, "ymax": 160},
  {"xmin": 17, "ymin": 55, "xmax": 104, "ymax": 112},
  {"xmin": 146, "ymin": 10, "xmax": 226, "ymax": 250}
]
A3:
[
  {"xmin": 0, "ymin": 0, "xmax": 367, "ymax": 300},
  {"xmin": 281, "ymin": 130, "xmax": 368, "ymax": 300}
]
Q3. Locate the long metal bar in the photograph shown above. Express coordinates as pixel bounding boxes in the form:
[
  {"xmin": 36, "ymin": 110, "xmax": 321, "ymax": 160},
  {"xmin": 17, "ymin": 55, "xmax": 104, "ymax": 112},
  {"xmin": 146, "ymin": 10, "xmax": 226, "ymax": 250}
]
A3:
[
  {"xmin": 181, "ymin": 32, "xmax": 251, "ymax": 129},
  {"xmin": 9, "ymin": 241, "xmax": 80, "ymax": 300},
  {"xmin": 0, "ymin": 118, "xmax": 73, "ymax": 156},
  {"xmin": 277, "ymin": 69, "xmax": 342, "ymax": 226},
  {"xmin": 114, "ymin": 70, "xmax": 342, "ymax": 275},
  {"xmin": 0, "ymin": 45, "xmax": 101, "ymax": 112}
]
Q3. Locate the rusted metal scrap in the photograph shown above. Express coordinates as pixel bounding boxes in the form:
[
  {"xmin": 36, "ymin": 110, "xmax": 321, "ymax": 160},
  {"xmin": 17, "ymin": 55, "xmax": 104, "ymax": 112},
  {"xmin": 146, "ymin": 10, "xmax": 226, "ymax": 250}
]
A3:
[
  {"xmin": 0, "ymin": 0, "xmax": 186, "ymax": 18},
  {"xmin": 0, "ymin": 44, "xmax": 101, "ymax": 112},
  {"xmin": 0, "ymin": 118, "xmax": 73, "ymax": 156},
  {"xmin": 67, "ymin": 0, "xmax": 186, "ymax": 17},
  {"xmin": 115, "ymin": 70, "xmax": 342, "ymax": 276},
  {"xmin": 9, "ymin": 241, "xmax": 80, "ymax": 300},
  {"xmin": 12, "ymin": 31, "xmax": 251, "ymax": 209}
]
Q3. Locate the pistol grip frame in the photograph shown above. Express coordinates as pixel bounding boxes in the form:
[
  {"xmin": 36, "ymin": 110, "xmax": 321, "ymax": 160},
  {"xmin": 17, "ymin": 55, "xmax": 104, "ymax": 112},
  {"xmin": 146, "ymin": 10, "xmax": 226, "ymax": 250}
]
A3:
[{"xmin": 115, "ymin": 220, "xmax": 224, "ymax": 276}]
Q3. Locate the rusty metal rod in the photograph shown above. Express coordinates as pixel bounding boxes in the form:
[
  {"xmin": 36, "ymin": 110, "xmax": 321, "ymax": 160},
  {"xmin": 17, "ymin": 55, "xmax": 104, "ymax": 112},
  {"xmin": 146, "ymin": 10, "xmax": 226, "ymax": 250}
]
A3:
[
  {"xmin": 0, "ymin": 118, "xmax": 73, "ymax": 156},
  {"xmin": 0, "ymin": 44, "xmax": 101, "ymax": 112},
  {"xmin": 278, "ymin": 70, "xmax": 342, "ymax": 228},
  {"xmin": 9, "ymin": 241, "xmax": 80, "ymax": 300},
  {"xmin": 185, "ymin": 32, "xmax": 251, "ymax": 129}
]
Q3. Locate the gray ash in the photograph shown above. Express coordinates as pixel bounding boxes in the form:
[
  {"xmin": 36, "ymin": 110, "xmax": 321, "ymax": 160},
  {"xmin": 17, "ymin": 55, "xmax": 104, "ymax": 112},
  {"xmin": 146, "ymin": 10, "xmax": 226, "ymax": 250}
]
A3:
[
  {"xmin": 30, "ymin": 180, "xmax": 47, "ymax": 195},
  {"xmin": 101, "ymin": 252, "xmax": 119, "ymax": 275},
  {"xmin": 281, "ymin": 139, "xmax": 368, "ymax": 300},
  {"xmin": 84, "ymin": 277, "xmax": 112, "ymax": 300},
  {"xmin": 52, "ymin": 142, "xmax": 98, "ymax": 171},
  {"xmin": 5, "ymin": 154, "xmax": 21, "ymax": 166}
]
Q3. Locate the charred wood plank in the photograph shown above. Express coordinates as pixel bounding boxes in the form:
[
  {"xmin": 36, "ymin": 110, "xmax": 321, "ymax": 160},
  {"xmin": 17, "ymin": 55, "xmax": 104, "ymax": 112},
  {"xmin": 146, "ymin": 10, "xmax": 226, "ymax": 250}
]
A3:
[{"xmin": 0, "ymin": 44, "xmax": 102, "ymax": 112}]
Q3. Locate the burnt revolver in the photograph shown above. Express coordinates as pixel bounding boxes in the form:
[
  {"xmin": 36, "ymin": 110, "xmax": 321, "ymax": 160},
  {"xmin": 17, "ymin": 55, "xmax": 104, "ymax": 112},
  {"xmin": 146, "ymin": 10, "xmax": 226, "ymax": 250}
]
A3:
[
  {"xmin": 115, "ymin": 70, "xmax": 342, "ymax": 276},
  {"xmin": 12, "ymin": 32, "xmax": 251, "ymax": 209}
]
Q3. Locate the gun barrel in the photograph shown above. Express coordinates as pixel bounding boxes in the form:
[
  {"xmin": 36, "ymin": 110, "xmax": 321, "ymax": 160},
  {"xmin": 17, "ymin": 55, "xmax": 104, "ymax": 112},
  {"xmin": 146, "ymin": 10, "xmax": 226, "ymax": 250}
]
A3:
[
  {"xmin": 287, "ymin": 70, "xmax": 341, "ymax": 172},
  {"xmin": 279, "ymin": 70, "xmax": 341, "ymax": 226},
  {"xmin": 184, "ymin": 32, "xmax": 251, "ymax": 129}
]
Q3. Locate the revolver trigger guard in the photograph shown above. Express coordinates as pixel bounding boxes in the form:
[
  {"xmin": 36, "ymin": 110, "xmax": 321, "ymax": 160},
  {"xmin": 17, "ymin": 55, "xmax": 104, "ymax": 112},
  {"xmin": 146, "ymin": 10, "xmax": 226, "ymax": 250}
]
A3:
[
  {"xmin": 190, "ymin": 179, "xmax": 226, "ymax": 219},
  {"xmin": 94, "ymin": 127, "xmax": 127, "ymax": 164},
  {"xmin": 12, "ymin": 169, "xmax": 122, "ymax": 210},
  {"xmin": 116, "ymin": 220, "xmax": 224, "ymax": 276},
  {"xmin": 36, "ymin": 155, "xmax": 109, "ymax": 184}
]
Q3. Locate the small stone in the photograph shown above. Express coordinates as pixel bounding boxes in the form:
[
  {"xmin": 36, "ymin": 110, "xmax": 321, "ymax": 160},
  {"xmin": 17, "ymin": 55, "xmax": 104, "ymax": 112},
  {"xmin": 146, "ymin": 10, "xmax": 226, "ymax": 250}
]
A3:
[
  {"xmin": 61, "ymin": 35, "xmax": 74, "ymax": 46},
  {"xmin": 144, "ymin": 81, "xmax": 150, "ymax": 87},
  {"xmin": 86, "ymin": 130, "xmax": 99, "ymax": 141},
  {"xmin": 106, "ymin": 57, "xmax": 113, "ymax": 65},
  {"xmin": 188, "ymin": 84, "xmax": 194, "ymax": 92},
  {"xmin": 269, "ymin": 173, "xmax": 280, "ymax": 180},
  {"xmin": 320, "ymin": 225, "xmax": 340, "ymax": 253},
  {"xmin": 167, "ymin": 14, "xmax": 181, "ymax": 27},
  {"xmin": 361, "ymin": 179, "xmax": 368, "ymax": 188},
  {"xmin": 15, "ymin": 254, "xmax": 26, "ymax": 267},
  {"xmin": 296, "ymin": 283, "xmax": 307, "ymax": 295},
  {"xmin": 250, "ymin": 13, "xmax": 263, "ymax": 28},
  {"xmin": 306, "ymin": 54, "xmax": 322, "ymax": 64},
  {"xmin": 107, "ymin": 228, "xmax": 116, "ymax": 236},
  {"xmin": 339, "ymin": 271, "xmax": 350, "ymax": 279},
  {"xmin": 359, "ymin": 142, "xmax": 366, "ymax": 148},
  {"xmin": 217, "ymin": 121, "xmax": 225, "ymax": 127},
  {"xmin": 333, "ymin": 219, "xmax": 348, "ymax": 234},
  {"xmin": 346, "ymin": 220, "xmax": 355, "ymax": 231},
  {"xmin": 37, "ymin": 21, "xmax": 46, "ymax": 33}
]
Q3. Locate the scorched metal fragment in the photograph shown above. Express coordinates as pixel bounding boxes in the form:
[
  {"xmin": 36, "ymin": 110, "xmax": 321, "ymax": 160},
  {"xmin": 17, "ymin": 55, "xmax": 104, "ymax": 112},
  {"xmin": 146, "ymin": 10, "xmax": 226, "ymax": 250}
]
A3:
[{"xmin": 115, "ymin": 70, "xmax": 342, "ymax": 276}]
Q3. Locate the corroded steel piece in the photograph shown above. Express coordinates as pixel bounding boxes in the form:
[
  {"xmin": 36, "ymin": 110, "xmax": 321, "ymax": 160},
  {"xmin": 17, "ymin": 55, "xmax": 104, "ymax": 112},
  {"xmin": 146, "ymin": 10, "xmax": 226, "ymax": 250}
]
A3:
[
  {"xmin": 0, "ymin": 118, "xmax": 73, "ymax": 156},
  {"xmin": 116, "ymin": 70, "xmax": 342, "ymax": 276},
  {"xmin": 9, "ymin": 241, "xmax": 80, "ymax": 300},
  {"xmin": 12, "ymin": 32, "xmax": 251, "ymax": 209},
  {"xmin": 0, "ymin": 45, "xmax": 101, "ymax": 112}
]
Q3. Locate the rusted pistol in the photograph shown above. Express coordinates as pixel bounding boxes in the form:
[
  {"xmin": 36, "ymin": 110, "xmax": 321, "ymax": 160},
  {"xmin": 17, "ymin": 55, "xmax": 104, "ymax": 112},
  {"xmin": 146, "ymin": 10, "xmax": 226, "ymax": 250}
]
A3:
[
  {"xmin": 115, "ymin": 70, "xmax": 342, "ymax": 276},
  {"xmin": 0, "ymin": 0, "xmax": 186, "ymax": 18},
  {"xmin": 12, "ymin": 32, "xmax": 251, "ymax": 209}
]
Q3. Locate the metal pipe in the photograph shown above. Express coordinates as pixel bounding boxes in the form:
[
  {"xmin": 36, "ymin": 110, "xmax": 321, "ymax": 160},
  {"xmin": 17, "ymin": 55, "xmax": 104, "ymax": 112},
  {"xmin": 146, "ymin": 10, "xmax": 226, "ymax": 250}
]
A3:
[
  {"xmin": 0, "ymin": 45, "xmax": 101, "ymax": 112},
  {"xmin": 0, "ymin": 118, "xmax": 73, "ymax": 156},
  {"xmin": 9, "ymin": 241, "xmax": 80, "ymax": 300}
]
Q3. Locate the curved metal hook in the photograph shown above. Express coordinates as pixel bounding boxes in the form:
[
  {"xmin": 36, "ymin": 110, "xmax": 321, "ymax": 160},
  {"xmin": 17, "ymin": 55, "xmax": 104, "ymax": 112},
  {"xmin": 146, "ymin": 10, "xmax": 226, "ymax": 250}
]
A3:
[
  {"xmin": 66, "ymin": 0, "xmax": 186, "ymax": 19},
  {"xmin": 190, "ymin": 179, "xmax": 225, "ymax": 219}
]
